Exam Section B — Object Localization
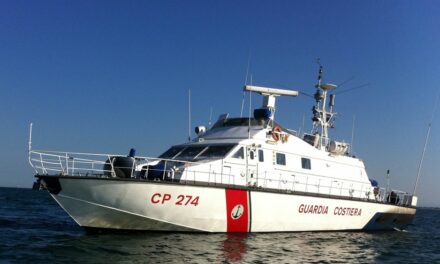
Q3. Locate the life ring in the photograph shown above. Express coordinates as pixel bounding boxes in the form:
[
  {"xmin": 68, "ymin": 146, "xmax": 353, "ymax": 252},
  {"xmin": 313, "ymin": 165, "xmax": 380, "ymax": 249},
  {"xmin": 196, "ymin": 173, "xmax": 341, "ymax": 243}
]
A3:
[{"xmin": 272, "ymin": 126, "xmax": 282, "ymax": 141}]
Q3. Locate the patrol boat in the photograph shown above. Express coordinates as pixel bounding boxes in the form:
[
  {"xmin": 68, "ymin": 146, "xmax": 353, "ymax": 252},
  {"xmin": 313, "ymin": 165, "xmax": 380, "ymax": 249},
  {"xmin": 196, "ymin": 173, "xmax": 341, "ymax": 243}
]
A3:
[{"xmin": 30, "ymin": 66, "xmax": 417, "ymax": 232}]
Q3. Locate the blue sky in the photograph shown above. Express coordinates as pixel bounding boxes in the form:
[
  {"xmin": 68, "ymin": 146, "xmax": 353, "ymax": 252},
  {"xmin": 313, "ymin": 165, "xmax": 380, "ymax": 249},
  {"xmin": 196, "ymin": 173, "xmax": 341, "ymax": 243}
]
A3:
[{"xmin": 1, "ymin": 0, "xmax": 439, "ymax": 206}]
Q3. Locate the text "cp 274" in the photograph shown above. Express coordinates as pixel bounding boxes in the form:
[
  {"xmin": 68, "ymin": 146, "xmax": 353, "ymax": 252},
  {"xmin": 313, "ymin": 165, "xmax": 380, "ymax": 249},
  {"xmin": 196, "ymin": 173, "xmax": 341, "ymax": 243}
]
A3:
[{"xmin": 150, "ymin": 193, "xmax": 200, "ymax": 206}]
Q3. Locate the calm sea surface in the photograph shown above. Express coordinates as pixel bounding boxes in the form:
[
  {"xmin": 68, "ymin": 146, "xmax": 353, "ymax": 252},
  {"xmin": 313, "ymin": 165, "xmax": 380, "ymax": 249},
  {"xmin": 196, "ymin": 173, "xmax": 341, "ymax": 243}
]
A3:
[{"xmin": 1, "ymin": 187, "xmax": 439, "ymax": 263}]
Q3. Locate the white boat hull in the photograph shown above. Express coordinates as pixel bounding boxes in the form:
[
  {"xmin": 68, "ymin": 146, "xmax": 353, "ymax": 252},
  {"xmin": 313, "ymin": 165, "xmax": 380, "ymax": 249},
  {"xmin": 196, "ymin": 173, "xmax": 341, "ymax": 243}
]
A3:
[{"xmin": 39, "ymin": 176, "xmax": 416, "ymax": 232}]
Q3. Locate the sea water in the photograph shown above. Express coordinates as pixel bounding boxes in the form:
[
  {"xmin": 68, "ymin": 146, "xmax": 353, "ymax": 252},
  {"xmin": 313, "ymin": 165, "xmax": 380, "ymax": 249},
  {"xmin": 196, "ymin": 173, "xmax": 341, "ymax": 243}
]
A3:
[{"xmin": 1, "ymin": 187, "xmax": 439, "ymax": 263}]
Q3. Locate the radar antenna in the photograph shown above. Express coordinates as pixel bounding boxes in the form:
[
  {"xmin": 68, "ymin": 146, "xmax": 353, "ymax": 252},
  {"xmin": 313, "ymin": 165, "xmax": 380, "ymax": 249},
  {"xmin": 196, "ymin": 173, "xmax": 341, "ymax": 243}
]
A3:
[{"xmin": 243, "ymin": 85, "xmax": 298, "ymax": 124}]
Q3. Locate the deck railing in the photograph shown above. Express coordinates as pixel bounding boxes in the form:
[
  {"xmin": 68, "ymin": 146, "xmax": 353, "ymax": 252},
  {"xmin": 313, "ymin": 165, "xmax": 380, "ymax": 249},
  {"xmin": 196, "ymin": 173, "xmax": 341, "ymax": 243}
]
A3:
[
  {"xmin": 29, "ymin": 150, "xmax": 414, "ymax": 207},
  {"xmin": 29, "ymin": 150, "xmax": 116, "ymax": 176}
]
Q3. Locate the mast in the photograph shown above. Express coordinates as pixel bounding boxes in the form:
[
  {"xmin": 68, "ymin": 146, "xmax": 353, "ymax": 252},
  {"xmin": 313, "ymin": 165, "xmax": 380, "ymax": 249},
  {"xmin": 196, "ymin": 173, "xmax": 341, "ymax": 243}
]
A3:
[{"xmin": 311, "ymin": 63, "xmax": 337, "ymax": 149}]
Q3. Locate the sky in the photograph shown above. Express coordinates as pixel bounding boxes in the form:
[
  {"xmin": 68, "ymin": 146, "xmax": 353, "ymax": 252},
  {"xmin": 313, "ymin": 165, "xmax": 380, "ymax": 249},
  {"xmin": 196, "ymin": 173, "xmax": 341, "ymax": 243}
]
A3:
[{"xmin": 1, "ymin": 0, "xmax": 439, "ymax": 206}]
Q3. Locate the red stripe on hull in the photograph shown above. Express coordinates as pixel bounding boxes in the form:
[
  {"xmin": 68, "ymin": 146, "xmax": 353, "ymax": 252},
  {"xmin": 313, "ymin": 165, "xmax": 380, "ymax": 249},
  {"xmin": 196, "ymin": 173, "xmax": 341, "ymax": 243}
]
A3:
[{"xmin": 225, "ymin": 189, "xmax": 249, "ymax": 232}]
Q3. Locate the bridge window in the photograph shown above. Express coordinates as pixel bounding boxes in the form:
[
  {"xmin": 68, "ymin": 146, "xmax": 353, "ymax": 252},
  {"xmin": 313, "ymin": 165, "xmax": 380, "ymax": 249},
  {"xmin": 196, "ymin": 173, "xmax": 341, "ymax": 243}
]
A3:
[
  {"xmin": 159, "ymin": 146, "xmax": 185, "ymax": 159},
  {"xmin": 258, "ymin": 149, "xmax": 264, "ymax": 162},
  {"xmin": 195, "ymin": 144, "xmax": 236, "ymax": 160},
  {"xmin": 160, "ymin": 144, "xmax": 237, "ymax": 161},
  {"xmin": 249, "ymin": 150, "xmax": 255, "ymax": 160},
  {"xmin": 232, "ymin": 147, "xmax": 245, "ymax": 159},
  {"xmin": 177, "ymin": 146, "xmax": 207, "ymax": 160},
  {"xmin": 301, "ymin": 158, "xmax": 311, "ymax": 170},
  {"xmin": 276, "ymin": 153, "xmax": 286, "ymax": 165}
]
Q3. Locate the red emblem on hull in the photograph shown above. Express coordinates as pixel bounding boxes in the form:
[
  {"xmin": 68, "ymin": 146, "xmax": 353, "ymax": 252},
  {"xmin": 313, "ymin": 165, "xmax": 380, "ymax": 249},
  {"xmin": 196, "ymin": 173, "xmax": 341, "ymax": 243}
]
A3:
[{"xmin": 225, "ymin": 189, "xmax": 249, "ymax": 232}]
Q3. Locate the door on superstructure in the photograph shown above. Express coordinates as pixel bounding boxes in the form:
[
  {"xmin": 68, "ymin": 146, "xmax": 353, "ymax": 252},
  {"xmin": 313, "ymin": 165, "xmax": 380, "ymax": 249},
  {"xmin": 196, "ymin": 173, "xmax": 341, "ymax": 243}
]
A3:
[
  {"xmin": 246, "ymin": 146, "xmax": 259, "ymax": 187},
  {"xmin": 224, "ymin": 146, "xmax": 247, "ymax": 185}
]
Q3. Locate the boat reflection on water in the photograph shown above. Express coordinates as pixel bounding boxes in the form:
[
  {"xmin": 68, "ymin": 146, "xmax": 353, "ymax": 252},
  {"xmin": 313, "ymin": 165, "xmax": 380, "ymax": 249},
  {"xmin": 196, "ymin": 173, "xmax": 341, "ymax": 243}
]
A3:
[
  {"xmin": 218, "ymin": 231, "xmax": 385, "ymax": 263},
  {"xmin": 38, "ymin": 229, "xmax": 414, "ymax": 263},
  {"xmin": 222, "ymin": 233, "xmax": 248, "ymax": 262}
]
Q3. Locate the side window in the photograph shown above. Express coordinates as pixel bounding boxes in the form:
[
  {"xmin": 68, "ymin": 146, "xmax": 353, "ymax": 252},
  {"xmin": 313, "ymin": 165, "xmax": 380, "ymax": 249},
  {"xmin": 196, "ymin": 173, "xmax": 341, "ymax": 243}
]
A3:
[
  {"xmin": 258, "ymin": 149, "xmax": 264, "ymax": 162},
  {"xmin": 276, "ymin": 153, "xmax": 286, "ymax": 165},
  {"xmin": 249, "ymin": 150, "xmax": 255, "ymax": 160},
  {"xmin": 232, "ymin": 147, "xmax": 244, "ymax": 159},
  {"xmin": 301, "ymin": 158, "xmax": 311, "ymax": 170}
]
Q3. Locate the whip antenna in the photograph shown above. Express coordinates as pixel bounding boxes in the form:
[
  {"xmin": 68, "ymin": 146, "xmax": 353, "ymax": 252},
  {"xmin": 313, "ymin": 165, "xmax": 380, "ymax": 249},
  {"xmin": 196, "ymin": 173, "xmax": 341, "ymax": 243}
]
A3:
[
  {"xmin": 413, "ymin": 91, "xmax": 440, "ymax": 195},
  {"xmin": 248, "ymin": 75, "xmax": 253, "ymax": 139},
  {"xmin": 241, "ymin": 50, "xmax": 252, "ymax": 117},
  {"xmin": 188, "ymin": 89, "xmax": 191, "ymax": 142},
  {"xmin": 350, "ymin": 115, "xmax": 356, "ymax": 154},
  {"xmin": 208, "ymin": 107, "xmax": 213, "ymax": 126},
  {"xmin": 28, "ymin": 122, "xmax": 33, "ymax": 152}
]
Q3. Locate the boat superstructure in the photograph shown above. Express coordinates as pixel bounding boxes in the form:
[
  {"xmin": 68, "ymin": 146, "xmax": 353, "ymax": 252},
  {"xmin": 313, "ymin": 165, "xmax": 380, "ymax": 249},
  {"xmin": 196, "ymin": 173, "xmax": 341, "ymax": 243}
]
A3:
[{"xmin": 30, "ymin": 66, "xmax": 417, "ymax": 232}]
